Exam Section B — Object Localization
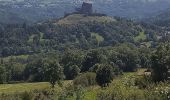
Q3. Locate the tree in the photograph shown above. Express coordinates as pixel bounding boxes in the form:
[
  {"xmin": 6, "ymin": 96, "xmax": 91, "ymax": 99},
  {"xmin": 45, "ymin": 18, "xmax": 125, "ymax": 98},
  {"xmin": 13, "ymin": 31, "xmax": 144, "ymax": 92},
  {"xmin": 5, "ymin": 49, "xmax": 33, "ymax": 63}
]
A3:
[
  {"xmin": 151, "ymin": 43, "xmax": 170, "ymax": 82},
  {"xmin": 138, "ymin": 47, "xmax": 151, "ymax": 68},
  {"xmin": 0, "ymin": 65, "xmax": 6, "ymax": 84},
  {"xmin": 45, "ymin": 61, "xmax": 65, "ymax": 88},
  {"xmin": 24, "ymin": 59, "xmax": 46, "ymax": 82},
  {"xmin": 110, "ymin": 44, "xmax": 140, "ymax": 72},
  {"xmin": 60, "ymin": 50, "xmax": 83, "ymax": 79},
  {"xmin": 11, "ymin": 63, "xmax": 25, "ymax": 81},
  {"xmin": 64, "ymin": 64, "xmax": 80, "ymax": 80},
  {"xmin": 82, "ymin": 50, "xmax": 106, "ymax": 72},
  {"xmin": 96, "ymin": 64, "xmax": 114, "ymax": 87}
]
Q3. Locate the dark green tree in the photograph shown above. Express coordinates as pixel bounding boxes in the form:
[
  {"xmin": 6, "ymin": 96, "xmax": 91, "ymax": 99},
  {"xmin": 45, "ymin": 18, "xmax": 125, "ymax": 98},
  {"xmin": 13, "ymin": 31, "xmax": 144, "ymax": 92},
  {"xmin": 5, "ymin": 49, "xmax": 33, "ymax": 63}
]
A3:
[
  {"xmin": 45, "ymin": 61, "xmax": 65, "ymax": 88},
  {"xmin": 60, "ymin": 50, "xmax": 84, "ymax": 79},
  {"xmin": 11, "ymin": 63, "xmax": 25, "ymax": 81},
  {"xmin": 0, "ymin": 65, "xmax": 6, "ymax": 84},
  {"xmin": 24, "ymin": 59, "xmax": 46, "ymax": 82},
  {"xmin": 151, "ymin": 43, "xmax": 170, "ymax": 82},
  {"xmin": 96, "ymin": 64, "xmax": 114, "ymax": 87},
  {"xmin": 82, "ymin": 50, "xmax": 106, "ymax": 72},
  {"xmin": 110, "ymin": 44, "xmax": 140, "ymax": 72},
  {"xmin": 138, "ymin": 47, "xmax": 151, "ymax": 68},
  {"xmin": 70, "ymin": 65, "xmax": 80, "ymax": 79}
]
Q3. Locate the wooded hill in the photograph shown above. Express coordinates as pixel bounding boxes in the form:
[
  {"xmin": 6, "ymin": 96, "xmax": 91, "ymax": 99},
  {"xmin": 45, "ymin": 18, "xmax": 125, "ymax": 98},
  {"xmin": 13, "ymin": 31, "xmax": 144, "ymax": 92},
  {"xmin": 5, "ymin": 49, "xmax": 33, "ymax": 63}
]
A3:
[{"xmin": 0, "ymin": 14, "xmax": 164, "ymax": 57}]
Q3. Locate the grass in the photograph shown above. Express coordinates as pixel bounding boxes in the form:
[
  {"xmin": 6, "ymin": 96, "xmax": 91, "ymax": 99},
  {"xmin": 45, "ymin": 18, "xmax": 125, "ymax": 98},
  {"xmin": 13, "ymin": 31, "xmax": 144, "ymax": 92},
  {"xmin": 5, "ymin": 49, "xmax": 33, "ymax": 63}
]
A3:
[
  {"xmin": 91, "ymin": 32, "xmax": 104, "ymax": 45},
  {"xmin": 1, "ymin": 69, "xmax": 169, "ymax": 100},
  {"xmin": 28, "ymin": 32, "xmax": 45, "ymax": 44},
  {"xmin": 83, "ymin": 87, "xmax": 98, "ymax": 100},
  {"xmin": 0, "ymin": 81, "xmax": 72, "ymax": 94},
  {"xmin": 40, "ymin": 32, "xmax": 45, "ymax": 42},
  {"xmin": 1, "ymin": 54, "xmax": 29, "ymax": 62},
  {"xmin": 66, "ymin": 86, "xmax": 98, "ymax": 100},
  {"xmin": 0, "ymin": 69, "xmax": 142, "ymax": 95},
  {"xmin": 141, "ymin": 41, "xmax": 152, "ymax": 48},
  {"xmin": 0, "ymin": 82, "xmax": 49, "ymax": 94},
  {"xmin": 28, "ymin": 34, "xmax": 36, "ymax": 43},
  {"xmin": 57, "ymin": 14, "xmax": 115, "ymax": 25},
  {"xmin": 134, "ymin": 31, "xmax": 147, "ymax": 42}
]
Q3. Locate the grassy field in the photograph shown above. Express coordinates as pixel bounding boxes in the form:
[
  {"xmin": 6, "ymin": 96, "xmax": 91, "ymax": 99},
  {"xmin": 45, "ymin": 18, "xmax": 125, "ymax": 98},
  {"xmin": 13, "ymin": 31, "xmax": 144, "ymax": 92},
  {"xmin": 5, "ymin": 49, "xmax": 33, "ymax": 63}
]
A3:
[
  {"xmin": 0, "ymin": 69, "xmax": 169, "ymax": 100},
  {"xmin": 0, "ymin": 69, "xmax": 143, "ymax": 94},
  {"xmin": 134, "ymin": 31, "xmax": 147, "ymax": 42},
  {"xmin": 0, "ymin": 81, "xmax": 98, "ymax": 100},
  {"xmin": 57, "ymin": 14, "xmax": 115, "ymax": 25},
  {"xmin": 0, "ymin": 69, "xmax": 144, "ymax": 94},
  {"xmin": 0, "ymin": 81, "xmax": 72, "ymax": 94},
  {"xmin": 0, "ymin": 82, "xmax": 49, "ymax": 94}
]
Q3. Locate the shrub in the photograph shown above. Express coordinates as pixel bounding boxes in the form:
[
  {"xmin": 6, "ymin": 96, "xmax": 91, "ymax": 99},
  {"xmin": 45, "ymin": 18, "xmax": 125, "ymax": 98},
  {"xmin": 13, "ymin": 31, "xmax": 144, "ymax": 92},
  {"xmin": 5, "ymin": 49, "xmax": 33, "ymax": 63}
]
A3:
[
  {"xmin": 144, "ymin": 82, "xmax": 170, "ymax": 100},
  {"xmin": 97, "ymin": 83, "xmax": 144, "ymax": 100},
  {"xmin": 59, "ymin": 83, "xmax": 75, "ymax": 99},
  {"xmin": 21, "ymin": 91, "xmax": 33, "ymax": 100},
  {"xmin": 73, "ymin": 72, "xmax": 96, "ymax": 87},
  {"xmin": 135, "ymin": 76, "xmax": 152, "ymax": 89}
]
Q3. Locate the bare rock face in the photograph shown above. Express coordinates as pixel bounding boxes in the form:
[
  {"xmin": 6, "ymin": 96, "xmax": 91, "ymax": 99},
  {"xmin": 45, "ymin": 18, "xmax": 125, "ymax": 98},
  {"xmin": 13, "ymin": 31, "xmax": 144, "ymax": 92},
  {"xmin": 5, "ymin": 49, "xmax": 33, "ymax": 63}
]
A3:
[{"xmin": 80, "ymin": 2, "xmax": 93, "ymax": 14}]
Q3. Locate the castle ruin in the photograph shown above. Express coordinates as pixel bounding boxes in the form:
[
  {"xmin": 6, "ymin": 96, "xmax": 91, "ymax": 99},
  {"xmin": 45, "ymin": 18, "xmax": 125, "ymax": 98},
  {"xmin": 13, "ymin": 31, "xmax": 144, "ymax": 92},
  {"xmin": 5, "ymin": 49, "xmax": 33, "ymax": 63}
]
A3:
[{"xmin": 81, "ymin": 2, "xmax": 93, "ymax": 14}]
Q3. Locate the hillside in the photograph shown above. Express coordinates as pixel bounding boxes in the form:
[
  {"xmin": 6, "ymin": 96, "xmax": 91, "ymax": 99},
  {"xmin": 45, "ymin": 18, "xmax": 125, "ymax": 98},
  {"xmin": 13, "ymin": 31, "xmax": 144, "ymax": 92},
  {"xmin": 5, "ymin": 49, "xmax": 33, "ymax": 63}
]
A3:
[
  {"xmin": 57, "ymin": 14, "xmax": 115, "ymax": 25},
  {"xmin": 0, "ymin": 14, "xmax": 163, "ymax": 57}
]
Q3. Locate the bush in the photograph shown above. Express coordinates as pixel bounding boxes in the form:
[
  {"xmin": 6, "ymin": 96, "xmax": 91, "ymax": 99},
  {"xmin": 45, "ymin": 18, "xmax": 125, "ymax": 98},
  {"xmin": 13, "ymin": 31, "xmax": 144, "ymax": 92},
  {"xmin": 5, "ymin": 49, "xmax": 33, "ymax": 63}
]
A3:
[
  {"xmin": 97, "ymin": 83, "xmax": 144, "ymax": 100},
  {"xmin": 21, "ymin": 91, "xmax": 33, "ymax": 100},
  {"xmin": 135, "ymin": 76, "xmax": 152, "ymax": 89},
  {"xmin": 0, "ymin": 93, "xmax": 21, "ymax": 100},
  {"xmin": 144, "ymin": 82, "xmax": 170, "ymax": 100},
  {"xmin": 73, "ymin": 72, "xmax": 96, "ymax": 87},
  {"xmin": 59, "ymin": 83, "xmax": 75, "ymax": 99},
  {"xmin": 97, "ymin": 74, "xmax": 170, "ymax": 100}
]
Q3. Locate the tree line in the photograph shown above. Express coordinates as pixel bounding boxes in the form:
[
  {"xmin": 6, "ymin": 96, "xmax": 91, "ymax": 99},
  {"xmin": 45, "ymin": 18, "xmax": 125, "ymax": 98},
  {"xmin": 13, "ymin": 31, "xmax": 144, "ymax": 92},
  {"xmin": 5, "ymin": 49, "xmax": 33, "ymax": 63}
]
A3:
[{"xmin": 0, "ymin": 43, "xmax": 169, "ymax": 87}]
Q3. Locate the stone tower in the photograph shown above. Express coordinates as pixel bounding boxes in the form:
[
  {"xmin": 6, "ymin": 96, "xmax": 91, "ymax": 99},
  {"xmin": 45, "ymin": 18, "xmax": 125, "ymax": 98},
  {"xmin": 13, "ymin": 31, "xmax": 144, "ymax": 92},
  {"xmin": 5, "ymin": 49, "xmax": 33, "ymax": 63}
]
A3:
[{"xmin": 81, "ymin": 2, "xmax": 93, "ymax": 14}]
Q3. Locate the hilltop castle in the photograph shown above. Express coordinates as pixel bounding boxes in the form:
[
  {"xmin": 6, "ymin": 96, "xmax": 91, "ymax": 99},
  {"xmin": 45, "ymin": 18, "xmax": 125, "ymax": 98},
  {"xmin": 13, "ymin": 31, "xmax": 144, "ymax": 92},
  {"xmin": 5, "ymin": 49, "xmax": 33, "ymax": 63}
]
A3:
[
  {"xmin": 81, "ymin": 2, "xmax": 93, "ymax": 14},
  {"xmin": 76, "ymin": 2, "xmax": 93, "ymax": 14},
  {"xmin": 65, "ymin": 2, "xmax": 106, "ymax": 17}
]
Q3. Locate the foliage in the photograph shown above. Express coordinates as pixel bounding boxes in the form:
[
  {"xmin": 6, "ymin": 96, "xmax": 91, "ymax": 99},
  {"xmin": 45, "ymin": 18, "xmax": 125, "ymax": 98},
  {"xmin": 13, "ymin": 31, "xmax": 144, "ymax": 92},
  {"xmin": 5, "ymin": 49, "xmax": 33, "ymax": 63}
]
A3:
[
  {"xmin": 60, "ymin": 50, "xmax": 83, "ymax": 80},
  {"xmin": 82, "ymin": 49, "xmax": 107, "ymax": 72},
  {"xmin": 0, "ymin": 65, "xmax": 6, "ymax": 84},
  {"xmin": 21, "ymin": 91, "xmax": 33, "ymax": 100},
  {"xmin": 96, "ymin": 64, "xmax": 114, "ymax": 87},
  {"xmin": 109, "ymin": 44, "xmax": 140, "ymax": 72},
  {"xmin": 24, "ymin": 59, "xmax": 47, "ymax": 82},
  {"xmin": 73, "ymin": 72, "xmax": 96, "ymax": 87},
  {"xmin": 97, "ymin": 72, "xmax": 143, "ymax": 100},
  {"xmin": 0, "ymin": 14, "xmax": 162, "ymax": 57},
  {"xmin": 151, "ymin": 43, "xmax": 170, "ymax": 82},
  {"xmin": 135, "ymin": 76, "xmax": 152, "ymax": 89},
  {"xmin": 44, "ymin": 61, "xmax": 65, "ymax": 88}
]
